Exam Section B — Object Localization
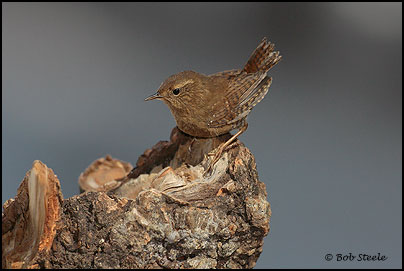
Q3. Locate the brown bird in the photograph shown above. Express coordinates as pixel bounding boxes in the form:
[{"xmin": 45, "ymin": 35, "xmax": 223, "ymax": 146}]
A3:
[{"xmin": 145, "ymin": 37, "xmax": 281, "ymax": 174}]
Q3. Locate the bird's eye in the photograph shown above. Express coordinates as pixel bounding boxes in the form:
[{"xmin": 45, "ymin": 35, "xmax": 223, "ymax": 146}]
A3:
[{"xmin": 172, "ymin": 88, "xmax": 180, "ymax": 95}]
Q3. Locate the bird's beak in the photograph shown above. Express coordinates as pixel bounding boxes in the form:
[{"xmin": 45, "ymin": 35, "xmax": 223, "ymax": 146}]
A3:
[{"xmin": 145, "ymin": 92, "xmax": 163, "ymax": 101}]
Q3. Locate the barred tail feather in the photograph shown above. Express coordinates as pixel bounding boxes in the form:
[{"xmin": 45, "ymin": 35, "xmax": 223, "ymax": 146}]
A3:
[{"xmin": 243, "ymin": 37, "xmax": 282, "ymax": 74}]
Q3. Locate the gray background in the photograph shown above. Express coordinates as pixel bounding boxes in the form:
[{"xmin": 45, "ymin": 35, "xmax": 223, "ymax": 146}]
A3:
[{"xmin": 2, "ymin": 2, "xmax": 402, "ymax": 268}]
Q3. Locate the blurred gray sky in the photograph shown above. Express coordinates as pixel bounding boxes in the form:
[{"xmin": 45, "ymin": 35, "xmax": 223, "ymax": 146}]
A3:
[{"xmin": 2, "ymin": 2, "xmax": 402, "ymax": 268}]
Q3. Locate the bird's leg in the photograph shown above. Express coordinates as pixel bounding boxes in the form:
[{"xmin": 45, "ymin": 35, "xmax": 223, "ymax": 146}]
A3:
[
  {"xmin": 188, "ymin": 137, "xmax": 197, "ymax": 153},
  {"xmin": 204, "ymin": 123, "xmax": 248, "ymax": 176}
]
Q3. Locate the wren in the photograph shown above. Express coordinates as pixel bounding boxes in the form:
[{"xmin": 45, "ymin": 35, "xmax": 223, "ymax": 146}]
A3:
[{"xmin": 145, "ymin": 37, "xmax": 281, "ymax": 174}]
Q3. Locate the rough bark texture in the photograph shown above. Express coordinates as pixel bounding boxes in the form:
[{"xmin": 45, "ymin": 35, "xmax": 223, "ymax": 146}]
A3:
[
  {"xmin": 2, "ymin": 127, "xmax": 271, "ymax": 269},
  {"xmin": 2, "ymin": 161, "xmax": 63, "ymax": 269}
]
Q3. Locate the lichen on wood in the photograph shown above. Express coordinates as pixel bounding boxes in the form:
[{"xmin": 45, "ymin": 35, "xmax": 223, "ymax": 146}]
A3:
[{"xmin": 2, "ymin": 127, "xmax": 271, "ymax": 269}]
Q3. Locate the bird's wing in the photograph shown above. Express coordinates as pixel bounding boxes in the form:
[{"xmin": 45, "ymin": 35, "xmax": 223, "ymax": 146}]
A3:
[
  {"xmin": 207, "ymin": 71, "xmax": 267, "ymax": 129},
  {"xmin": 206, "ymin": 38, "xmax": 281, "ymax": 129},
  {"xmin": 234, "ymin": 76, "xmax": 272, "ymax": 120}
]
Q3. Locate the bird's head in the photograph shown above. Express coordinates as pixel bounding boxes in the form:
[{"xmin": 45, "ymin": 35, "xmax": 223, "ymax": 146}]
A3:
[{"xmin": 145, "ymin": 71, "xmax": 204, "ymax": 110}]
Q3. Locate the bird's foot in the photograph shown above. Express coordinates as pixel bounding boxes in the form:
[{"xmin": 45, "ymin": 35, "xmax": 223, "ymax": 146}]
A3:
[
  {"xmin": 188, "ymin": 138, "xmax": 197, "ymax": 154},
  {"xmin": 203, "ymin": 145, "xmax": 225, "ymax": 177}
]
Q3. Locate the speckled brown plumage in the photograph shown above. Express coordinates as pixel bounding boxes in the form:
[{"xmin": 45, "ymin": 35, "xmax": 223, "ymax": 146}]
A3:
[
  {"xmin": 145, "ymin": 37, "xmax": 281, "ymax": 138},
  {"xmin": 145, "ymin": 37, "xmax": 281, "ymax": 173}
]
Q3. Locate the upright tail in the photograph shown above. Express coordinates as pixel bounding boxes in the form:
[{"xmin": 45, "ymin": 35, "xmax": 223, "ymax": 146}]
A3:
[{"xmin": 243, "ymin": 37, "xmax": 282, "ymax": 74}]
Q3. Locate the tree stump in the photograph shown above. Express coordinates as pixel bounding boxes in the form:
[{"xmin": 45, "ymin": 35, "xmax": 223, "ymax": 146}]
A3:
[{"xmin": 2, "ymin": 127, "xmax": 271, "ymax": 269}]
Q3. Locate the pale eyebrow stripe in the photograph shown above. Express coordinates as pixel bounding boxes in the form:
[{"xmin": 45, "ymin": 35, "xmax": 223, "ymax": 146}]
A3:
[{"xmin": 174, "ymin": 79, "xmax": 194, "ymax": 89}]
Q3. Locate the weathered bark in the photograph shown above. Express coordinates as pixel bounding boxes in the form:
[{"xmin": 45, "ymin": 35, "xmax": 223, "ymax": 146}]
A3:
[
  {"xmin": 2, "ymin": 127, "xmax": 271, "ymax": 269},
  {"xmin": 2, "ymin": 161, "xmax": 63, "ymax": 268}
]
